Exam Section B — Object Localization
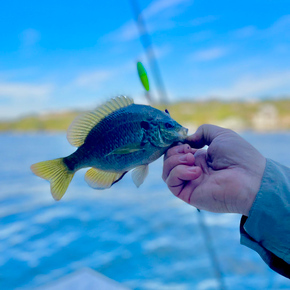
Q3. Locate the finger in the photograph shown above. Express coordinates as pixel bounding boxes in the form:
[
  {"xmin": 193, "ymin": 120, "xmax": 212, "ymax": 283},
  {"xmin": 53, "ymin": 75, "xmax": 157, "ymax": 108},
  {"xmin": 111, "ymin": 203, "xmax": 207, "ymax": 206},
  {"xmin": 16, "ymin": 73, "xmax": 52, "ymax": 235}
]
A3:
[
  {"xmin": 162, "ymin": 152, "xmax": 195, "ymax": 181},
  {"xmin": 194, "ymin": 149, "xmax": 210, "ymax": 174},
  {"xmin": 164, "ymin": 143, "xmax": 195, "ymax": 161},
  {"xmin": 177, "ymin": 175, "xmax": 203, "ymax": 205},
  {"xmin": 167, "ymin": 166, "xmax": 202, "ymax": 197},
  {"xmin": 185, "ymin": 124, "xmax": 226, "ymax": 148},
  {"xmin": 166, "ymin": 165, "xmax": 202, "ymax": 196}
]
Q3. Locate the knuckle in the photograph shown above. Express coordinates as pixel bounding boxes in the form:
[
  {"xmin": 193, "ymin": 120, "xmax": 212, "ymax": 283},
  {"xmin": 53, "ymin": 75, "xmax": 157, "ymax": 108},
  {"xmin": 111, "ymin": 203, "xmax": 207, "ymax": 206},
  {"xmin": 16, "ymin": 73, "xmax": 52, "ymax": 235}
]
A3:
[
  {"xmin": 164, "ymin": 146, "xmax": 177, "ymax": 159},
  {"xmin": 166, "ymin": 143, "xmax": 190, "ymax": 159},
  {"xmin": 162, "ymin": 156, "xmax": 176, "ymax": 181}
]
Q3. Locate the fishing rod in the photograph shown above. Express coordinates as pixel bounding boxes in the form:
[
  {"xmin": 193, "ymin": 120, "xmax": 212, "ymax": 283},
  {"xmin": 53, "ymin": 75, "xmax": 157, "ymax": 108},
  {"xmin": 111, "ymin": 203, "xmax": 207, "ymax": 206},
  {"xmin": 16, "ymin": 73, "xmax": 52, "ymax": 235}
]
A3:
[
  {"xmin": 137, "ymin": 61, "xmax": 226, "ymax": 290},
  {"xmin": 129, "ymin": 0, "xmax": 168, "ymax": 104},
  {"xmin": 131, "ymin": 1, "xmax": 226, "ymax": 289}
]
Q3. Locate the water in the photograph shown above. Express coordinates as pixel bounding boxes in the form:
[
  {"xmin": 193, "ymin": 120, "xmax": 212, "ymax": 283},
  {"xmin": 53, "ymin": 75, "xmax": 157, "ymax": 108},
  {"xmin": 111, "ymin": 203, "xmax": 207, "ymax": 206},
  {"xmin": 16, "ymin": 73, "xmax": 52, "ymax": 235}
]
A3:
[{"xmin": 1, "ymin": 132, "xmax": 290, "ymax": 290}]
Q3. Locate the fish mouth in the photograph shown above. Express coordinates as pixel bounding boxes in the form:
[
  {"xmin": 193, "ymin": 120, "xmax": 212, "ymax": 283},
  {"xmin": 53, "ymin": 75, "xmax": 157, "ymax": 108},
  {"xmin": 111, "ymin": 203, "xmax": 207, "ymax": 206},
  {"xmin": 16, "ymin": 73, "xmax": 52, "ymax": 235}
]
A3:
[{"xmin": 178, "ymin": 127, "xmax": 188, "ymax": 139}]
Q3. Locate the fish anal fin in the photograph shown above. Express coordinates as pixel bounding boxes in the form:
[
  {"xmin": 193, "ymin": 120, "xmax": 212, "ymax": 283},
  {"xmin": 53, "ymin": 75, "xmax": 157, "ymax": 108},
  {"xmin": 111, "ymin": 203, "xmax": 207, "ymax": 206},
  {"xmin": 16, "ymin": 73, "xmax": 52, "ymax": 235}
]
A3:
[
  {"xmin": 67, "ymin": 96, "xmax": 134, "ymax": 147},
  {"xmin": 85, "ymin": 168, "xmax": 126, "ymax": 189},
  {"xmin": 131, "ymin": 165, "xmax": 149, "ymax": 188},
  {"xmin": 112, "ymin": 172, "xmax": 127, "ymax": 185}
]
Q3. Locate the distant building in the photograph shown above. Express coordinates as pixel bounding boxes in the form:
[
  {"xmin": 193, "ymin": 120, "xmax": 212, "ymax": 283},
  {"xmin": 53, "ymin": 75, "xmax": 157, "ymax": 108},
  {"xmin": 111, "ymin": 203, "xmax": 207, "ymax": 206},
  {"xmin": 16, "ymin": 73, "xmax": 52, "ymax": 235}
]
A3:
[
  {"xmin": 252, "ymin": 104, "xmax": 278, "ymax": 131},
  {"xmin": 216, "ymin": 117, "xmax": 246, "ymax": 132}
]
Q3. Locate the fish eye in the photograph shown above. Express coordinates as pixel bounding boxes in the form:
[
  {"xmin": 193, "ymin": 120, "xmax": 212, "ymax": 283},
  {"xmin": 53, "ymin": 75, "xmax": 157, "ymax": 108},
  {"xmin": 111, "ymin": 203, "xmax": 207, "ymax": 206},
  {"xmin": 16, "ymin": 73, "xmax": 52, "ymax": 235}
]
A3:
[
  {"xmin": 141, "ymin": 121, "xmax": 150, "ymax": 130},
  {"xmin": 165, "ymin": 122, "xmax": 174, "ymax": 129}
]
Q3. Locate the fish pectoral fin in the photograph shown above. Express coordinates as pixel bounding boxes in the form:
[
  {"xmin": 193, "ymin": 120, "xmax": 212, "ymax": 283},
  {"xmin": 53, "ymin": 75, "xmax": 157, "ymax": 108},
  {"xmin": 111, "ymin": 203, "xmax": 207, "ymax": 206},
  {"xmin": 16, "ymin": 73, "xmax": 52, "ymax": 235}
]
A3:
[
  {"xmin": 108, "ymin": 143, "xmax": 145, "ymax": 155},
  {"xmin": 85, "ymin": 168, "xmax": 126, "ymax": 189},
  {"xmin": 131, "ymin": 165, "xmax": 149, "ymax": 188}
]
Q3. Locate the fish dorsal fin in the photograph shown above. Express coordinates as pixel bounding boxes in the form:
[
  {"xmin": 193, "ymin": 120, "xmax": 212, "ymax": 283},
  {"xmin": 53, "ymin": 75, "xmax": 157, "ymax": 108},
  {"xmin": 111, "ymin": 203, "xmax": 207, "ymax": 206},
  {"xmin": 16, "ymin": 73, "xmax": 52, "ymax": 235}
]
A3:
[
  {"xmin": 85, "ymin": 168, "xmax": 126, "ymax": 189},
  {"xmin": 131, "ymin": 165, "xmax": 149, "ymax": 188},
  {"xmin": 67, "ymin": 95, "xmax": 134, "ymax": 147}
]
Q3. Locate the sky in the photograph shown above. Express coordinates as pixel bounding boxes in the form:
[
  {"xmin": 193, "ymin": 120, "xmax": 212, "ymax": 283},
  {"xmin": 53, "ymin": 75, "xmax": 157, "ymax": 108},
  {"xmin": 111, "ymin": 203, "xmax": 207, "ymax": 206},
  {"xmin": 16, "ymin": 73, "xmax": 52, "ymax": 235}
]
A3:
[{"xmin": 0, "ymin": 0, "xmax": 290, "ymax": 120}]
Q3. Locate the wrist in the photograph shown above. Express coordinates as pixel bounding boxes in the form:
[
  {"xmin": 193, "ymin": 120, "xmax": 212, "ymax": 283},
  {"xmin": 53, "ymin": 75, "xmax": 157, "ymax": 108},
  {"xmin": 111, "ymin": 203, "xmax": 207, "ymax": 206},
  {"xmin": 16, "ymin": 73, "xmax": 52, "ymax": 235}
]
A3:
[
  {"xmin": 239, "ymin": 158, "xmax": 266, "ymax": 216},
  {"xmin": 241, "ymin": 187, "xmax": 258, "ymax": 216}
]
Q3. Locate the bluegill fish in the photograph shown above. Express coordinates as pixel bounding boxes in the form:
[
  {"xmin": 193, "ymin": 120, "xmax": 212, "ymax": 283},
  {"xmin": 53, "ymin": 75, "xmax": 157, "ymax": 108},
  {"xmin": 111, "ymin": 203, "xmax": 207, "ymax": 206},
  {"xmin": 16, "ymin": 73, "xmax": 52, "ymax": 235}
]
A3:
[{"xmin": 31, "ymin": 96, "xmax": 188, "ymax": 200}]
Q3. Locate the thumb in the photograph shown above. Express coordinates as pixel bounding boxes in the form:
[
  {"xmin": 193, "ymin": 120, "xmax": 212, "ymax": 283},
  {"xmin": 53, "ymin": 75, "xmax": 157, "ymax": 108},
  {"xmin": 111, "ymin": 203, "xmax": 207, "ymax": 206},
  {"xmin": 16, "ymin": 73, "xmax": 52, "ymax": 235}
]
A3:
[{"xmin": 185, "ymin": 124, "xmax": 226, "ymax": 148}]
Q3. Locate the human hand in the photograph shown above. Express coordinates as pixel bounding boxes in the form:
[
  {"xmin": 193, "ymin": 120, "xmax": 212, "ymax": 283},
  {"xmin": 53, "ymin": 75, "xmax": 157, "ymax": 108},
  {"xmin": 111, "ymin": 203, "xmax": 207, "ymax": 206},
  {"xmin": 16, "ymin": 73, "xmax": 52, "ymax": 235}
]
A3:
[{"xmin": 162, "ymin": 125, "xmax": 266, "ymax": 216}]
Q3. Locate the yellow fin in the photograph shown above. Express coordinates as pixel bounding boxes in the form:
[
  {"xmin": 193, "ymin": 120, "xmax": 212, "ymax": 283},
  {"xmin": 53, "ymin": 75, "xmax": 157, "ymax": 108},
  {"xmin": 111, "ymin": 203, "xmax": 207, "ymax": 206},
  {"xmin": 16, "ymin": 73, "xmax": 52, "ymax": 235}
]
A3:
[
  {"xmin": 67, "ymin": 96, "xmax": 134, "ymax": 147},
  {"xmin": 31, "ymin": 158, "xmax": 74, "ymax": 201},
  {"xmin": 85, "ymin": 168, "xmax": 126, "ymax": 189},
  {"xmin": 131, "ymin": 165, "xmax": 149, "ymax": 188}
]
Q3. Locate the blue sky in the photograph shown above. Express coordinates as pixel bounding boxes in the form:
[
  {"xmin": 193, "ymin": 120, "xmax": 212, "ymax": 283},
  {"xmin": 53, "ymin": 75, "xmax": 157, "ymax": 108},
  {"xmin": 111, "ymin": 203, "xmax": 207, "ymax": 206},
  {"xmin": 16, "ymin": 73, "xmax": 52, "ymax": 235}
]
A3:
[{"xmin": 0, "ymin": 0, "xmax": 290, "ymax": 119}]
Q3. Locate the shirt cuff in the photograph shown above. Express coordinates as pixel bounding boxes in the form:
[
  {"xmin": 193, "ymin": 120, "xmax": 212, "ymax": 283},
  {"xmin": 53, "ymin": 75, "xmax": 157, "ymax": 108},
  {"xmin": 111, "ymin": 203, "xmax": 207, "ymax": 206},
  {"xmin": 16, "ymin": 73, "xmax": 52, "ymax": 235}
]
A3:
[{"xmin": 240, "ymin": 158, "xmax": 290, "ymax": 277}]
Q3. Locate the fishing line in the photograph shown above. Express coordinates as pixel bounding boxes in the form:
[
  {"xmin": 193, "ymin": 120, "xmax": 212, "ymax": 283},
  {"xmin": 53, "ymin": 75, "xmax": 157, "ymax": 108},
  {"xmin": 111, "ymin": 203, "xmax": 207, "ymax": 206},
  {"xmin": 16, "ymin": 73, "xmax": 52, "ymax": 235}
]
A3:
[
  {"xmin": 130, "ymin": 1, "xmax": 226, "ymax": 288},
  {"xmin": 196, "ymin": 209, "xmax": 227, "ymax": 290}
]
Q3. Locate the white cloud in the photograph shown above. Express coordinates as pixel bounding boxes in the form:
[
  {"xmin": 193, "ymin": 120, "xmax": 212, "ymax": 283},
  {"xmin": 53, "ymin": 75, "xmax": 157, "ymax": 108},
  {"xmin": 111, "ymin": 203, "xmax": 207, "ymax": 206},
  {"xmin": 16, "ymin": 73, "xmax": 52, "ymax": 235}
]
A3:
[
  {"xmin": 110, "ymin": 20, "xmax": 139, "ymax": 42},
  {"xmin": 268, "ymin": 14, "xmax": 290, "ymax": 34},
  {"xmin": 232, "ymin": 14, "xmax": 290, "ymax": 39},
  {"xmin": 137, "ymin": 44, "xmax": 172, "ymax": 64},
  {"xmin": 232, "ymin": 25, "xmax": 257, "ymax": 38},
  {"xmin": 0, "ymin": 82, "xmax": 53, "ymax": 101},
  {"xmin": 105, "ymin": 0, "xmax": 192, "ymax": 42},
  {"xmin": 20, "ymin": 28, "xmax": 40, "ymax": 47},
  {"xmin": 74, "ymin": 70, "xmax": 112, "ymax": 89},
  {"xmin": 191, "ymin": 47, "xmax": 228, "ymax": 61},
  {"xmin": 0, "ymin": 81, "xmax": 53, "ymax": 119},
  {"xmin": 190, "ymin": 30, "xmax": 212, "ymax": 42},
  {"xmin": 190, "ymin": 15, "xmax": 218, "ymax": 26},
  {"xmin": 143, "ymin": 0, "xmax": 191, "ymax": 19},
  {"xmin": 208, "ymin": 71, "xmax": 290, "ymax": 98},
  {"xmin": 109, "ymin": 20, "xmax": 175, "ymax": 42},
  {"xmin": 19, "ymin": 28, "xmax": 41, "ymax": 57}
]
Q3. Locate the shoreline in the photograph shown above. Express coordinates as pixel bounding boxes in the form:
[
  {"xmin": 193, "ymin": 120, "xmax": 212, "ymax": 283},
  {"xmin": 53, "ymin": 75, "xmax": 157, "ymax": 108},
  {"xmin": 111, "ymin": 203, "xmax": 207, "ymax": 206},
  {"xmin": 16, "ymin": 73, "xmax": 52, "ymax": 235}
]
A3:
[
  {"xmin": 1, "ymin": 99, "xmax": 290, "ymax": 132},
  {"xmin": 1, "ymin": 129, "xmax": 290, "ymax": 135}
]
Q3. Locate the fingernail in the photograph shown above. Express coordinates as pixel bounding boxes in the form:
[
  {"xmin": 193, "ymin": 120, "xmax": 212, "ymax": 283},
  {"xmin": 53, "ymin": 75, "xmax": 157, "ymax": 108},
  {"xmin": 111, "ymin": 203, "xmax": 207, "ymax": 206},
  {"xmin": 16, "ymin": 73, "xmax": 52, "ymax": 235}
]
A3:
[{"xmin": 188, "ymin": 167, "xmax": 197, "ymax": 173}]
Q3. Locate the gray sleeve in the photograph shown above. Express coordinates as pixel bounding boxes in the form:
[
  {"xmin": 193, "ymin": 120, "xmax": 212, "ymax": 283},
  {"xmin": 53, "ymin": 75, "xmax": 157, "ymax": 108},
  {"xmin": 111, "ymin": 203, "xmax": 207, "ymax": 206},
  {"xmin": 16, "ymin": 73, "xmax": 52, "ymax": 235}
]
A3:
[{"xmin": 240, "ymin": 158, "xmax": 290, "ymax": 278}]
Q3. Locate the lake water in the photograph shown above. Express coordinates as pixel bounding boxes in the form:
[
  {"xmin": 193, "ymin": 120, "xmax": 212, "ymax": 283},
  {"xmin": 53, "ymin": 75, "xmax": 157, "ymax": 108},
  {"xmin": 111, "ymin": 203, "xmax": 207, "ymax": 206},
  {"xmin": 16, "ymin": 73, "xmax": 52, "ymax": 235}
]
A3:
[{"xmin": 1, "ymin": 132, "xmax": 290, "ymax": 290}]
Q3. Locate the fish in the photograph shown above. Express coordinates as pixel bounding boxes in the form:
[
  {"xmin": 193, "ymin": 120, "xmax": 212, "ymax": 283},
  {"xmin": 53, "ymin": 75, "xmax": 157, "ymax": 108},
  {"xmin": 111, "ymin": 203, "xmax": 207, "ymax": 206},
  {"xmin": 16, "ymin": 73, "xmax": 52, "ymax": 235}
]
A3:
[{"xmin": 31, "ymin": 96, "xmax": 188, "ymax": 201}]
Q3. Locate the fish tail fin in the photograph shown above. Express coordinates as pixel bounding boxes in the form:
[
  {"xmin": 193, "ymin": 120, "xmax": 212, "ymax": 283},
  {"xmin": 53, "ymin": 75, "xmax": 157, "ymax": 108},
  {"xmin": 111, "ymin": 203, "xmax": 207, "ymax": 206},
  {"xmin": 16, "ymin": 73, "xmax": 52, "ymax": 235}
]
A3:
[{"xmin": 30, "ymin": 158, "xmax": 75, "ymax": 201}]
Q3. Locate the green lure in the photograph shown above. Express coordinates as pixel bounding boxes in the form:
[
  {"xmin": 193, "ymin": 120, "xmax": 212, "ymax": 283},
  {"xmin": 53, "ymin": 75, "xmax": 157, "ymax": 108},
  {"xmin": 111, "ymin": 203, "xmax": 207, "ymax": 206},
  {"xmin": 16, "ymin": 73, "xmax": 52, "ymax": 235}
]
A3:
[{"xmin": 137, "ymin": 62, "xmax": 150, "ymax": 91}]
